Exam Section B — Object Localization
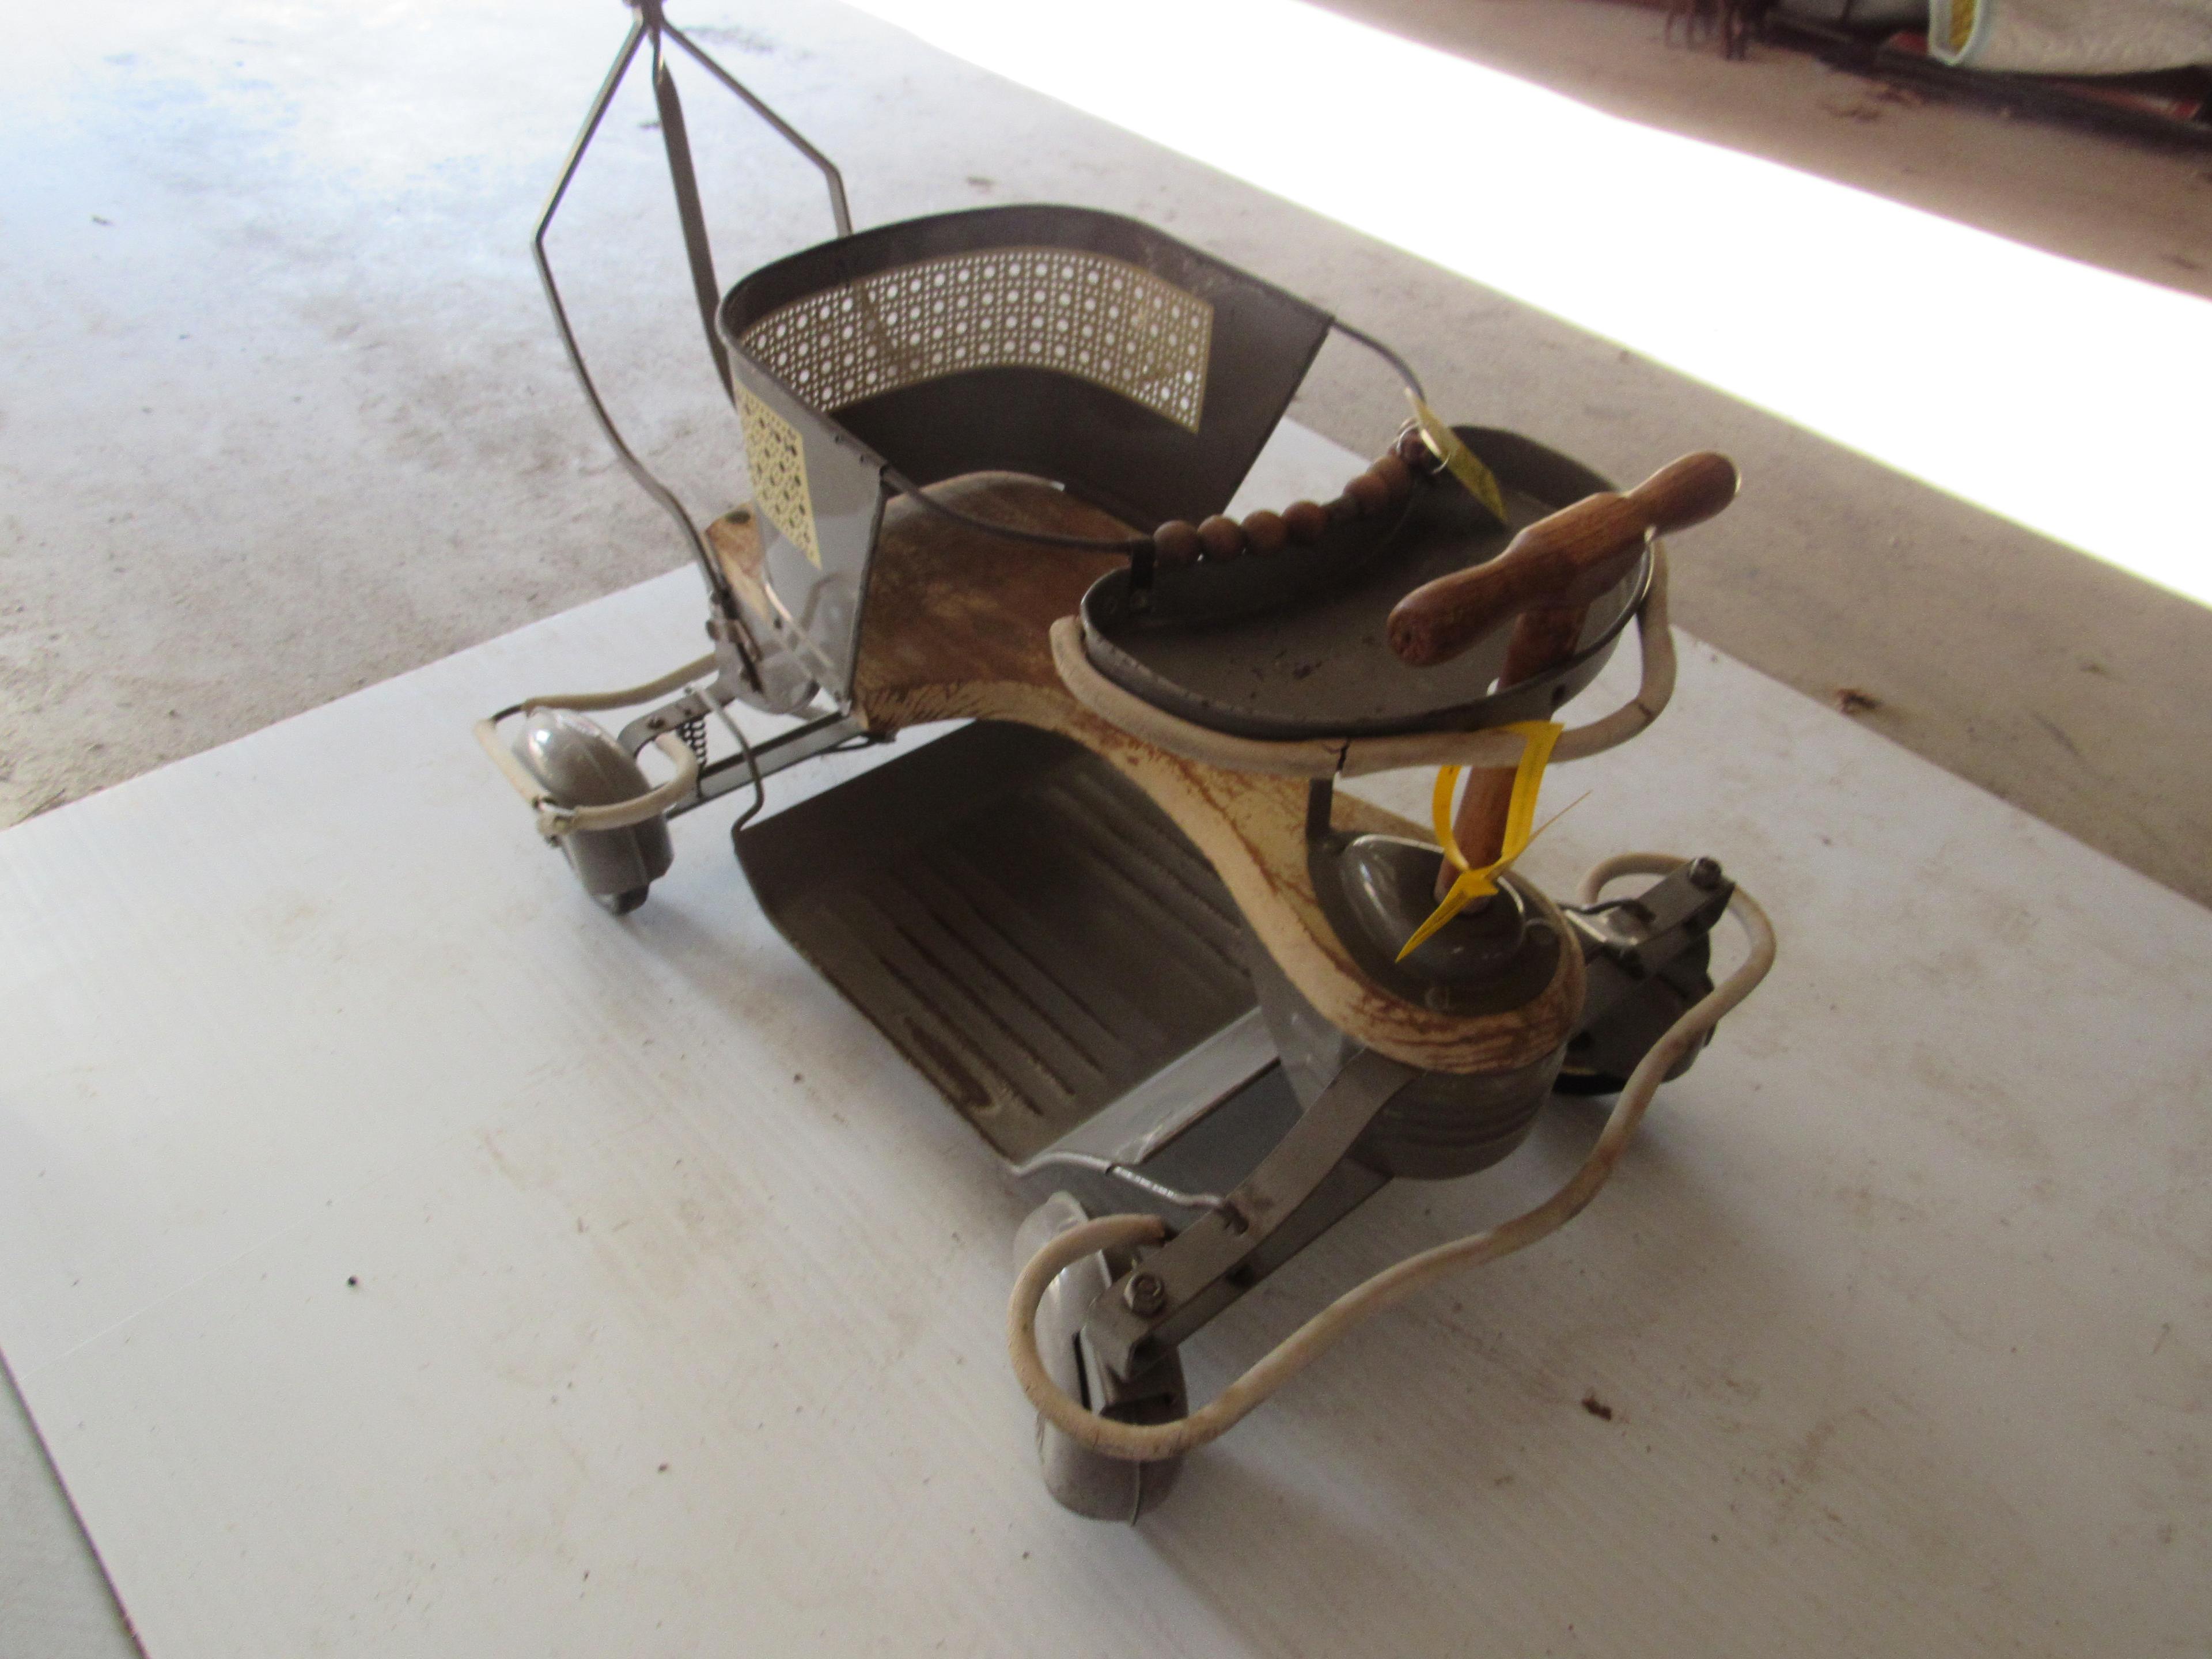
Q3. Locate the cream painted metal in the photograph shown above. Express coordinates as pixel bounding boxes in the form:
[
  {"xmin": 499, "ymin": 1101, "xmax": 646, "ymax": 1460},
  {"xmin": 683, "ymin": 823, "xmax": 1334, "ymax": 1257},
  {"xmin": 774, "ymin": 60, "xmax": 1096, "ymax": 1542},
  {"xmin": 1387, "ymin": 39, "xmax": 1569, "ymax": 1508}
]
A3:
[{"xmin": 1, "ymin": 425, "xmax": 2206, "ymax": 1656}]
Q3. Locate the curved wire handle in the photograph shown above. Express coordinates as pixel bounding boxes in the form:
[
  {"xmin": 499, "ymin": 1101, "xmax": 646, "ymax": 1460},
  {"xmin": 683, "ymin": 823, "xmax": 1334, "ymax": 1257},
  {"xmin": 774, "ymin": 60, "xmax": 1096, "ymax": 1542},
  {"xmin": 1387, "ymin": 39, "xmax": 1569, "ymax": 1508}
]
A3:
[
  {"xmin": 531, "ymin": 0, "xmax": 851, "ymax": 609},
  {"xmin": 1009, "ymin": 866, "xmax": 1777, "ymax": 1464},
  {"xmin": 531, "ymin": 5, "xmax": 1444, "ymax": 573}
]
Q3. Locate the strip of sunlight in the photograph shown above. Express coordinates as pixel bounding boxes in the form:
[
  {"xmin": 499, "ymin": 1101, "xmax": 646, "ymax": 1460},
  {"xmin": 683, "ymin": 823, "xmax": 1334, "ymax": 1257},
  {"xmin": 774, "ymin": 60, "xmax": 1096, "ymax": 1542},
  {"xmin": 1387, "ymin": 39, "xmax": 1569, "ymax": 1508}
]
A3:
[{"xmin": 844, "ymin": 0, "xmax": 2212, "ymax": 607}]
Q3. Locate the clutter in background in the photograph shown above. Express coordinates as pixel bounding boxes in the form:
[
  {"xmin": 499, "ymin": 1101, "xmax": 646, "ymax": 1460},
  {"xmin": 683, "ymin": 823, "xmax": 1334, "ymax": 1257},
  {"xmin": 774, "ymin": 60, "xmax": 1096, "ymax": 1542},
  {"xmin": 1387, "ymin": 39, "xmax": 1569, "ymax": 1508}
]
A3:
[{"xmin": 1619, "ymin": 0, "xmax": 2212, "ymax": 142}]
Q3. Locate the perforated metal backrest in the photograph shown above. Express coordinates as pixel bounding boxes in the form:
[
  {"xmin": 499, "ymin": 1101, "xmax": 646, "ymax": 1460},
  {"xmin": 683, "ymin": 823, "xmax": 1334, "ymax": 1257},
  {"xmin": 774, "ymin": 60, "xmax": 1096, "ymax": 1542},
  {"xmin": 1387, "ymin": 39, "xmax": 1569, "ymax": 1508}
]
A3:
[{"xmin": 718, "ymin": 205, "xmax": 1334, "ymax": 702}]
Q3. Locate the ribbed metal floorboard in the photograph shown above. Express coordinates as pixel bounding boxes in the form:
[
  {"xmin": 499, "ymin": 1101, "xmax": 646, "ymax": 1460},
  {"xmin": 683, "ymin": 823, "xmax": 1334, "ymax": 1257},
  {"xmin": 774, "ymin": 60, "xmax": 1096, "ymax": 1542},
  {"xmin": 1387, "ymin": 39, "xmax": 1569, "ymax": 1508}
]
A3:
[{"xmin": 736, "ymin": 721, "xmax": 1254, "ymax": 1162}]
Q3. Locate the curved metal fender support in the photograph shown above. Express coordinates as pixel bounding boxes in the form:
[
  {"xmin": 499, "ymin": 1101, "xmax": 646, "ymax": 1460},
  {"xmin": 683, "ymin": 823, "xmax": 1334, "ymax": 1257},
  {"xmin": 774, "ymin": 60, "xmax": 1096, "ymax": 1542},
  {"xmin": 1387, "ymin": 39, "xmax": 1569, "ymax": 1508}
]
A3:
[
  {"xmin": 512, "ymin": 652, "xmax": 722, "ymax": 719},
  {"xmin": 477, "ymin": 663, "xmax": 869, "ymax": 838},
  {"xmin": 475, "ymin": 652, "xmax": 726, "ymax": 836},
  {"xmin": 475, "ymin": 712, "xmax": 702, "ymax": 839},
  {"xmin": 475, "ymin": 650, "xmax": 719, "ymax": 835}
]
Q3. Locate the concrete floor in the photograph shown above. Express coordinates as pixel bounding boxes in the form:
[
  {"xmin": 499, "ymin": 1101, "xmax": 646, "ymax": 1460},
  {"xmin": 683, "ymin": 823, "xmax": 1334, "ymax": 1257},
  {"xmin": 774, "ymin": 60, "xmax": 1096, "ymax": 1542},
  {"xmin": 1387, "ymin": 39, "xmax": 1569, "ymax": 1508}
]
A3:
[{"xmin": 2, "ymin": 0, "xmax": 2206, "ymax": 1652}]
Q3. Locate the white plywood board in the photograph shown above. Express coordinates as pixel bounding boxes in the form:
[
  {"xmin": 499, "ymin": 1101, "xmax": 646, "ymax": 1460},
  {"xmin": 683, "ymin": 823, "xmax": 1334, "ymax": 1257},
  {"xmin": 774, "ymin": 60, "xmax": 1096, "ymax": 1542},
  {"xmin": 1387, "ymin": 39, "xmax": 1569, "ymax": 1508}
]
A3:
[{"xmin": 2, "ymin": 425, "xmax": 2207, "ymax": 1656}]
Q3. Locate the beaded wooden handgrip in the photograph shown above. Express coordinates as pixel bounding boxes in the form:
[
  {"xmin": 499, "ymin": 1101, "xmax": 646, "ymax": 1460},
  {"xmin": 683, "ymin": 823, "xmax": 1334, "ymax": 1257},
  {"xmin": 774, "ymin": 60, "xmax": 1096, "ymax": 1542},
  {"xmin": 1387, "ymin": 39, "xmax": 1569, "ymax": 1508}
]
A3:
[
  {"xmin": 1384, "ymin": 451, "xmax": 1737, "ymax": 670},
  {"xmin": 1147, "ymin": 430, "xmax": 1440, "ymax": 567}
]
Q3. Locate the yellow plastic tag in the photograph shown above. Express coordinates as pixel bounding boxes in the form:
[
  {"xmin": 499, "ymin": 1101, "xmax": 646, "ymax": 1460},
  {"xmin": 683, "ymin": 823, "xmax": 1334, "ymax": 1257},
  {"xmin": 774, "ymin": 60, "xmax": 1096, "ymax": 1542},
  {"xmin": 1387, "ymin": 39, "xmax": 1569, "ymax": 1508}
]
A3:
[
  {"xmin": 1409, "ymin": 393, "xmax": 1508, "ymax": 525},
  {"xmin": 1396, "ymin": 720, "xmax": 1566, "ymax": 963}
]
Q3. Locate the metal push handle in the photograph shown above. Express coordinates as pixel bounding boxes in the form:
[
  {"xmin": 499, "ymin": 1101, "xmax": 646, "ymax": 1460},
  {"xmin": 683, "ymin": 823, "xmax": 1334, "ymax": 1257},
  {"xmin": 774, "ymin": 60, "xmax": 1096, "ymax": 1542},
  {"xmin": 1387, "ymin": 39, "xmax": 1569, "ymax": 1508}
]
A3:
[{"xmin": 531, "ymin": 0, "xmax": 852, "ymax": 609}]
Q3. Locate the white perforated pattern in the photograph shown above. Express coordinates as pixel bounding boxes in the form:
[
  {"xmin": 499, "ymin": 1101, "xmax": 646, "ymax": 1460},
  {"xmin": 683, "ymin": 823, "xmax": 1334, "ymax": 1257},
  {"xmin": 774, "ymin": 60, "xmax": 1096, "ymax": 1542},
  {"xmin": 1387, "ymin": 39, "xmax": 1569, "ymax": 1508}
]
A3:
[
  {"xmin": 737, "ymin": 247, "xmax": 1213, "ymax": 432},
  {"xmin": 735, "ymin": 380, "xmax": 820, "ymax": 567}
]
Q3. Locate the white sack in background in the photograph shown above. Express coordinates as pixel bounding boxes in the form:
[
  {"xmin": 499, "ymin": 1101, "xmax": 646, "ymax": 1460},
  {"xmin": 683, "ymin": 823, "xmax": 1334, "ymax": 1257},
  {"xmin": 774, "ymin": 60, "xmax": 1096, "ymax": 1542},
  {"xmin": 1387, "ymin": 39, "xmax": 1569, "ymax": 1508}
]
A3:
[{"xmin": 1929, "ymin": 0, "xmax": 2212, "ymax": 73}]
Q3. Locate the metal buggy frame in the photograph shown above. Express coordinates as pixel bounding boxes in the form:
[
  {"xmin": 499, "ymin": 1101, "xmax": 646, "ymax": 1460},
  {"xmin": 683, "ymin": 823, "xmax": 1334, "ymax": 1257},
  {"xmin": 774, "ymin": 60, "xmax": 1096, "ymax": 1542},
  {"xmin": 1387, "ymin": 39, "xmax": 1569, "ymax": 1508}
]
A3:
[{"xmin": 478, "ymin": 1, "xmax": 1775, "ymax": 1521}]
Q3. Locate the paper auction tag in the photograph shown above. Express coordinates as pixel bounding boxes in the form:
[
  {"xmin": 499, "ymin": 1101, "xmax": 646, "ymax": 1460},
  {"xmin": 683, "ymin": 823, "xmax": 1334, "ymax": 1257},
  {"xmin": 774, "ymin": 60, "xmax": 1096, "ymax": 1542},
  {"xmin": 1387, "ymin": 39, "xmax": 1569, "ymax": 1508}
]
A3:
[
  {"xmin": 1397, "ymin": 720, "xmax": 1569, "ymax": 962},
  {"xmin": 1408, "ymin": 394, "xmax": 1508, "ymax": 525}
]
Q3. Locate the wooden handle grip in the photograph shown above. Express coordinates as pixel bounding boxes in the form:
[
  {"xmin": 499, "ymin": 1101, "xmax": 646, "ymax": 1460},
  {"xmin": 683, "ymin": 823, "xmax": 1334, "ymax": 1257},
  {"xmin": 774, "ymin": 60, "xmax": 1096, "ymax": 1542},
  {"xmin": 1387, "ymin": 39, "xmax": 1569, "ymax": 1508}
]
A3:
[{"xmin": 1388, "ymin": 450, "xmax": 1737, "ymax": 669}]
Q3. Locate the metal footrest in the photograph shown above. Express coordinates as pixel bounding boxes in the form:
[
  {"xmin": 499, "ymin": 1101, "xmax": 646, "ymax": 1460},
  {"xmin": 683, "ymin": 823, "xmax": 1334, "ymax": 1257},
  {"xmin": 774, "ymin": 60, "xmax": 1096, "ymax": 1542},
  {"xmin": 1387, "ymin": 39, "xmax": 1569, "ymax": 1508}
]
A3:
[{"xmin": 735, "ymin": 721, "xmax": 1257, "ymax": 1163}]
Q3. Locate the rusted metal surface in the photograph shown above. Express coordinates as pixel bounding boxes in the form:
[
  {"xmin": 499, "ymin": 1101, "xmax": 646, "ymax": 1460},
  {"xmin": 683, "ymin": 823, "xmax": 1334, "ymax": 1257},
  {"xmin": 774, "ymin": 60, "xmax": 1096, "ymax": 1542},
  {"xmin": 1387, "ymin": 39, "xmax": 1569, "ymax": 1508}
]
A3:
[
  {"xmin": 736, "ymin": 721, "xmax": 1254, "ymax": 1162},
  {"xmin": 815, "ymin": 476, "xmax": 1585, "ymax": 1077}
]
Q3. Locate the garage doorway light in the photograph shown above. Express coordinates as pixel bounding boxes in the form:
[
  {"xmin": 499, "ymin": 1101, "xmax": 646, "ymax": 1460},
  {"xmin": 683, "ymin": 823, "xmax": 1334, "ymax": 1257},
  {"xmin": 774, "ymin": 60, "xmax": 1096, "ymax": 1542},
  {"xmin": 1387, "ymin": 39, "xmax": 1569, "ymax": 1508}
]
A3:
[{"xmin": 848, "ymin": 0, "xmax": 2212, "ymax": 608}]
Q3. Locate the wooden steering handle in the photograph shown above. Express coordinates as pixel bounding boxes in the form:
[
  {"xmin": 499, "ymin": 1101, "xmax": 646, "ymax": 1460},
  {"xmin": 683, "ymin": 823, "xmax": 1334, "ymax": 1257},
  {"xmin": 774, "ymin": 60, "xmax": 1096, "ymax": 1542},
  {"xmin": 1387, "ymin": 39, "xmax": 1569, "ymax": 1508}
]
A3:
[
  {"xmin": 1403, "ymin": 451, "xmax": 1738, "ymax": 902},
  {"xmin": 1387, "ymin": 451, "xmax": 1738, "ymax": 669}
]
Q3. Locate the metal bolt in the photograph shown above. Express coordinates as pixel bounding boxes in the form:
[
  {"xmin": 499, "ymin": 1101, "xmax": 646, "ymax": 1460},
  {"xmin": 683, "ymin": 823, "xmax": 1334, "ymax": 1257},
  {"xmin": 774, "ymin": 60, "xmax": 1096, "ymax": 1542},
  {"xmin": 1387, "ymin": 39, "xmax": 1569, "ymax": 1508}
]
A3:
[
  {"xmin": 1687, "ymin": 857, "xmax": 1723, "ymax": 890},
  {"xmin": 1123, "ymin": 1270, "xmax": 1168, "ymax": 1317}
]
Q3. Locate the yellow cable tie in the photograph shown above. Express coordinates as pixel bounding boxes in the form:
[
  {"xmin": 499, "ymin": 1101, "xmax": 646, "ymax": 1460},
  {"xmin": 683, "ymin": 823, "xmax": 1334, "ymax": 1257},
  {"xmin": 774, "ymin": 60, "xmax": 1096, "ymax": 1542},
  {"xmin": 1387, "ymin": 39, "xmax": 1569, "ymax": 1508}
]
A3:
[
  {"xmin": 1408, "ymin": 393, "xmax": 1507, "ymax": 525},
  {"xmin": 1396, "ymin": 721, "xmax": 1565, "ymax": 963}
]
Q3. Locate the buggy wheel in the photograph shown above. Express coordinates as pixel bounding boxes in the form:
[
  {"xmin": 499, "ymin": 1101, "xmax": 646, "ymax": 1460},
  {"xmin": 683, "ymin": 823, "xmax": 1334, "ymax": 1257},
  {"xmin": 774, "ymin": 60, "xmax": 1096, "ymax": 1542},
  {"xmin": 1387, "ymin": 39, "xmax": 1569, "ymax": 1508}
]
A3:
[
  {"xmin": 1553, "ymin": 1066, "xmax": 1627, "ymax": 1097},
  {"xmin": 594, "ymin": 884, "xmax": 650, "ymax": 916},
  {"xmin": 1014, "ymin": 1192, "xmax": 1187, "ymax": 1521},
  {"xmin": 511, "ymin": 707, "xmax": 677, "ymax": 912}
]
